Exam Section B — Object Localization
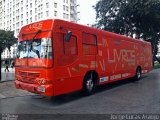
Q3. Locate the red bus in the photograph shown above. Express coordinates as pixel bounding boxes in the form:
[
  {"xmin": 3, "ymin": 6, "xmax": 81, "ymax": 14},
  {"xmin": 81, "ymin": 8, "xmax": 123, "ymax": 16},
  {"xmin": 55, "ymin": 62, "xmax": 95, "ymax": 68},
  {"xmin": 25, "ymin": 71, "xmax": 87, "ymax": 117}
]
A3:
[{"xmin": 15, "ymin": 19, "xmax": 152, "ymax": 96}]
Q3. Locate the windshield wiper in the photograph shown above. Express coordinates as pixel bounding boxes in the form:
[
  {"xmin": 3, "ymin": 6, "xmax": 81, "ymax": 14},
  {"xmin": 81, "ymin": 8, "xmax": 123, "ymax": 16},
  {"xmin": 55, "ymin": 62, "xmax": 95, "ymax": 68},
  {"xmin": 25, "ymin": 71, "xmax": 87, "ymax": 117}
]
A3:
[
  {"xmin": 29, "ymin": 30, "xmax": 42, "ymax": 58},
  {"xmin": 33, "ymin": 30, "xmax": 42, "ymax": 40}
]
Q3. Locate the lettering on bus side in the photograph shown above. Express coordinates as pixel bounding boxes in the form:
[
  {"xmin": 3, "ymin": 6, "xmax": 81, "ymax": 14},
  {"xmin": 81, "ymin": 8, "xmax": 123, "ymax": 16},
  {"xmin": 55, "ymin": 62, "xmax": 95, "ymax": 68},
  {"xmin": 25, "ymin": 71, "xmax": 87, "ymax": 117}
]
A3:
[{"xmin": 108, "ymin": 49, "xmax": 135, "ymax": 63}]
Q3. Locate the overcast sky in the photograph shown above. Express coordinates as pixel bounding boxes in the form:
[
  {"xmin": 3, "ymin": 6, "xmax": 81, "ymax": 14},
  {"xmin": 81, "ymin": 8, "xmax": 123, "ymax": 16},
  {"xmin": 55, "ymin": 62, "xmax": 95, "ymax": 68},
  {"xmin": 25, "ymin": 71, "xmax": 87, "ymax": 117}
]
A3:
[{"xmin": 77, "ymin": 0, "xmax": 98, "ymax": 26}]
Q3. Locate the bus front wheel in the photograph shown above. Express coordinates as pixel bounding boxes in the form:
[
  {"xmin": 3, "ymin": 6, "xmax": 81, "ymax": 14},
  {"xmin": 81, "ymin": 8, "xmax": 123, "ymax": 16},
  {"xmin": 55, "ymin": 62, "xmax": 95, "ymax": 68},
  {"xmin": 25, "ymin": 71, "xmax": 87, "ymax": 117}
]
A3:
[{"xmin": 82, "ymin": 73, "xmax": 96, "ymax": 96}]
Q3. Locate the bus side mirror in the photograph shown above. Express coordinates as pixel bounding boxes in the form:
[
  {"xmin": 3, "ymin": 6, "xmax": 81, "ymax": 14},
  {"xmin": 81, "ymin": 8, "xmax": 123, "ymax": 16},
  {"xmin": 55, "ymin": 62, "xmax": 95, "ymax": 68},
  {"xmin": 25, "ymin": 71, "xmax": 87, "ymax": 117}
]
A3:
[{"xmin": 65, "ymin": 31, "xmax": 72, "ymax": 42}]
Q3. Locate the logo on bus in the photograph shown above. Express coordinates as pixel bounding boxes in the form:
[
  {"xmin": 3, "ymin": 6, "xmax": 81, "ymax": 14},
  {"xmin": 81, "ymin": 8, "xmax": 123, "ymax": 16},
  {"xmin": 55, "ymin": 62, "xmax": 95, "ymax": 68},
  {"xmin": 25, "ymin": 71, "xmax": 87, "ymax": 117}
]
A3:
[{"xmin": 26, "ymin": 22, "xmax": 43, "ymax": 31}]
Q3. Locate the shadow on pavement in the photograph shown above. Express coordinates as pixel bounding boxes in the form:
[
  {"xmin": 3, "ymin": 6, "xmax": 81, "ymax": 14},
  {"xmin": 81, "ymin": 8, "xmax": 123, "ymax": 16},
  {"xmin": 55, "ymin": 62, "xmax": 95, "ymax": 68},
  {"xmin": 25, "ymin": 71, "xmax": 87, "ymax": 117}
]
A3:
[{"xmin": 29, "ymin": 75, "xmax": 149, "ymax": 107}]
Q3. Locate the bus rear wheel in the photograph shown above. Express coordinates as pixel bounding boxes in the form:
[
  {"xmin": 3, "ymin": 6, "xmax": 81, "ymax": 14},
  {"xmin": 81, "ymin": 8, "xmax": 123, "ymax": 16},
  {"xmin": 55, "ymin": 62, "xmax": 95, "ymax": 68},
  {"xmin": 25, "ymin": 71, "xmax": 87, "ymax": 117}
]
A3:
[
  {"xmin": 134, "ymin": 67, "xmax": 142, "ymax": 81},
  {"xmin": 82, "ymin": 73, "xmax": 96, "ymax": 96}
]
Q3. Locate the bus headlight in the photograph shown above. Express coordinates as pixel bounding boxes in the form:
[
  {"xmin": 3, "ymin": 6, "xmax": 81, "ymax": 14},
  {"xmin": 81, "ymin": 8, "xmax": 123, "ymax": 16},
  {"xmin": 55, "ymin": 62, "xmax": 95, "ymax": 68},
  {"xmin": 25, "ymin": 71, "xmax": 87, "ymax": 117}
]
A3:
[
  {"xmin": 37, "ymin": 79, "xmax": 52, "ymax": 85},
  {"xmin": 38, "ymin": 80, "xmax": 41, "ymax": 84},
  {"xmin": 41, "ymin": 79, "xmax": 45, "ymax": 84}
]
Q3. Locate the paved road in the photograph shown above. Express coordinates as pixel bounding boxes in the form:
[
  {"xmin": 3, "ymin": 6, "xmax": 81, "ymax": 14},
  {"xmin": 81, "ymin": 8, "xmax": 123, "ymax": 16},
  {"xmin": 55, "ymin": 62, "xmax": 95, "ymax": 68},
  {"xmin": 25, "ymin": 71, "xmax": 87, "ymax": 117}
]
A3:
[{"xmin": 0, "ymin": 69, "xmax": 160, "ymax": 115}]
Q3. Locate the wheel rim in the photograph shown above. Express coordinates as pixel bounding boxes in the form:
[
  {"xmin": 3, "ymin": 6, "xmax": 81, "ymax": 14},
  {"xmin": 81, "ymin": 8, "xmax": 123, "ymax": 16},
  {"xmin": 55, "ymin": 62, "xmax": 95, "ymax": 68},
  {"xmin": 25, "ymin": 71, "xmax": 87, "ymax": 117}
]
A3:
[{"xmin": 86, "ymin": 79, "xmax": 94, "ymax": 92}]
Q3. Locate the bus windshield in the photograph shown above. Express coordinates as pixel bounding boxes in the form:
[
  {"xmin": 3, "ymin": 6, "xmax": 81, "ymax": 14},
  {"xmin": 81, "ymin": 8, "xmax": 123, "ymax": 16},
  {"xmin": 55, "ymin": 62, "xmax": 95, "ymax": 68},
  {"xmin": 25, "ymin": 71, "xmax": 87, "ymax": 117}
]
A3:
[{"xmin": 17, "ymin": 38, "xmax": 53, "ymax": 59}]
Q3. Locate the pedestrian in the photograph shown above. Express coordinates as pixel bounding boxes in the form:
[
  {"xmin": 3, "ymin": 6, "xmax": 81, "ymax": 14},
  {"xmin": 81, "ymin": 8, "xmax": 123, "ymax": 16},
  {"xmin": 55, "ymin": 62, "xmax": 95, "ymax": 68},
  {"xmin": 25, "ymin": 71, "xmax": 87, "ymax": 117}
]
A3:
[
  {"xmin": 4, "ymin": 60, "xmax": 9, "ymax": 72},
  {"xmin": 11, "ymin": 61, "xmax": 15, "ymax": 69}
]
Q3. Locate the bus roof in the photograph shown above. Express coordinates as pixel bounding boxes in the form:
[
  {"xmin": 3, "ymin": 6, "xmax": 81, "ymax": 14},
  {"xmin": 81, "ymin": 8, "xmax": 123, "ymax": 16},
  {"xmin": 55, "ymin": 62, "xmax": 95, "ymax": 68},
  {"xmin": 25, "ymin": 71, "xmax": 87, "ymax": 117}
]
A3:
[
  {"xmin": 53, "ymin": 19, "xmax": 151, "ymax": 45},
  {"xmin": 19, "ymin": 19, "xmax": 151, "ymax": 45}
]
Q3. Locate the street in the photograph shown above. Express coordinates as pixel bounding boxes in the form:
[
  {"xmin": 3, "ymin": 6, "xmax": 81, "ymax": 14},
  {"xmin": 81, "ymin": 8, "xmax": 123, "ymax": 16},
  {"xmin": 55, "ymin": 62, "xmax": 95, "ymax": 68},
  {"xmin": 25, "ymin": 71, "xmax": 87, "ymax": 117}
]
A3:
[{"xmin": 0, "ymin": 69, "xmax": 160, "ymax": 115}]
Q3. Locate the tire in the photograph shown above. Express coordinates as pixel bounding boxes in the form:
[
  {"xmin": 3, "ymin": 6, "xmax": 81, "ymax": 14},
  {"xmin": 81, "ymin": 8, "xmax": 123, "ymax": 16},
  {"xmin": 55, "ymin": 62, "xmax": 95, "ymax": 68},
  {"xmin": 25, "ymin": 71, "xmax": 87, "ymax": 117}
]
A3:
[
  {"xmin": 134, "ymin": 67, "xmax": 141, "ymax": 81},
  {"xmin": 82, "ymin": 73, "xmax": 96, "ymax": 96}
]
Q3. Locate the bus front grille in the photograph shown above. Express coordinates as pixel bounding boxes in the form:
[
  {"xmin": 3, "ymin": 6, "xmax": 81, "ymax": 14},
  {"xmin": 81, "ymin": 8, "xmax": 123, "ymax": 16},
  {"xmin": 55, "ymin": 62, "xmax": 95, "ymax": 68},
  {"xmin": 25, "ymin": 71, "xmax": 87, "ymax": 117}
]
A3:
[{"xmin": 18, "ymin": 72, "xmax": 40, "ymax": 84}]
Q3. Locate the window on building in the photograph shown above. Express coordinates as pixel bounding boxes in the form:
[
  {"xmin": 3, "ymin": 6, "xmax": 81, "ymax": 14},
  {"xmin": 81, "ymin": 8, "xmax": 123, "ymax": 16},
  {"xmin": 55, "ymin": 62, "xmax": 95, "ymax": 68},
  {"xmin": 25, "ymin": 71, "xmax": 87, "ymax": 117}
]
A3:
[
  {"xmin": 13, "ymin": 5, "xmax": 15, "ymax": 10},
  {"xmin": 41, "ymin": 4, "xmax": 43, "ymax": 10},
  {"xmin": 30, "ymin": 17, "xmax": 32, "ymax": 23},
  {"xmin": 13, "ymin": 11, "xmax": 15, "ymax": 16},
  {"xmin": 54, "ymin": 2, "xmax": 57, "ymax": 8},
  {"xmin": 35, "ymin": 8, "xmax": 37, "ymax": 13},
  {"xmin": 26, "ymin": 5, "xmax": 28, "ymax": 10},
  {"xmin": 21, "ymin": 7, "xmax": 23, "ymax": 12},
  {"xmin": 35, "ymin": 15, "xmax": 37, "ymax": 21},
  {"xmin": 21, "ymin": 1, "xmax": 23, "ymax": 5},
  {"xmin": 63, "ymin": 13, "xmax": 66, "ymax": 18},
  {"xmin": 35, "ymin": 0, "xmax": 37, "ymax": 5},
  {"xmin": 26, "ymin": 12, "xmax": 28, "ymax": 17},
  {"xmin": 30, "ymin": 10, "xmax": 32, "ymax": 15},
  {"xmin": 46, "ymin": 11, "xmax": 49, "ymax": 17},
  {"xmin": 26, "ymin": 19, "xmax": 28, "ymax": 24},
  {"xmin": 13, "ymin": 24, "xmax": 15, "ymax": 29},
  {"xmin": 30, "ymin": 3, "xmax": 32, "ymax": 8},
  {"xmin": 38, "ymin": 13, "xmax": 40, "ymax": 19},
  {"xmin": 54, "ymin": 11, "xmax": 57, "ymax": 16},
  {"xmin": 66, "ymin": 6, "xmax": 69, "ymax": 12},
  {"xmin": 21, "ymin": 14, "xmax": 23, "ymax": 19},
  {"xmin": 63, "ymin": 5, "xmax": 65, "ymax": 11},
  {"xmin": 21, "ymin": 21, "xmax": 23, "ymax": 26},
  {"xmin": 46, "ymin": 2, "xmax": 49, "ymax": 8},
  {"xmin": 66, "ymin": 14, "xmax": 69, "ymax": 19},
  {"xmin": 41, "ymin": 12, "xmax": 43, "ymax": 18}
]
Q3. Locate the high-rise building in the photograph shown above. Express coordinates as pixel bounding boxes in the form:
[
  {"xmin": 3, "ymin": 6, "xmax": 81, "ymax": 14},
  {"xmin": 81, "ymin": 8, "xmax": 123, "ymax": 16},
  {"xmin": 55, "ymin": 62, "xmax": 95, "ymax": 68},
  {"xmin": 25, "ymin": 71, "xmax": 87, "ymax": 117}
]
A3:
[
  {"xmin": 0, "ymin": 0, "xmax": 79, "ymax": 36},
  {"xmin": 0, "ymin": 0, "xmax": 79, "ymax": 63}
]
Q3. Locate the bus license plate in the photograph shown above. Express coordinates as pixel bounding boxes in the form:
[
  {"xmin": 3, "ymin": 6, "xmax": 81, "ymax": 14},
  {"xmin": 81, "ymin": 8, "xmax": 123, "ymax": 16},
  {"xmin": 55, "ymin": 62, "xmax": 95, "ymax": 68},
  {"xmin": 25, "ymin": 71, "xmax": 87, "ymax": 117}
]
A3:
[{"xmin": 38, "ymin": 87, "xmax": 45, "ymax": 92}]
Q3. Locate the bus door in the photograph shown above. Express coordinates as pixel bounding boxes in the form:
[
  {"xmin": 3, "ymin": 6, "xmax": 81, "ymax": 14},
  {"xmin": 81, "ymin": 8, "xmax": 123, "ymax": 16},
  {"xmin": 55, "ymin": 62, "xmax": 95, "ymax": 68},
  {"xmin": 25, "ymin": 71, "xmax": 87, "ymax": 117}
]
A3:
[{"xmin": 53, "ymin": 26, "xmax": 81, "ymax": 95}]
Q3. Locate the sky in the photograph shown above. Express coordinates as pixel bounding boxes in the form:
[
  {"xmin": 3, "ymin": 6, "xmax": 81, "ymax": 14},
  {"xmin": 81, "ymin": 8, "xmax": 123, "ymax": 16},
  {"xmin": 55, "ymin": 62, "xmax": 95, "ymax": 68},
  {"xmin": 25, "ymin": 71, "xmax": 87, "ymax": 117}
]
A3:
[{"xmin": 77, "ymin": 0, "xmax": 98, "ymax": 26}]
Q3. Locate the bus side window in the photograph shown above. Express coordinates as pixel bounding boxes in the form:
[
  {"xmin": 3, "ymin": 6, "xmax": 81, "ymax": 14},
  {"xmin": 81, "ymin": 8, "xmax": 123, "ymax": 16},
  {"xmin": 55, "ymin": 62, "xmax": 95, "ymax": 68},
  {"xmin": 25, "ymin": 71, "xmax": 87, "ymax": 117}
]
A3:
[
  {"xmin": 55, "ymin": 33, "xmax": 78, "ymax": 66},
  {"xmin": 64, "ymin": 35, "xmax": 77, "ymax": 55},
  {"xmin": 82, "ymin": 33, "xmax": 97, "ymax": 55}
]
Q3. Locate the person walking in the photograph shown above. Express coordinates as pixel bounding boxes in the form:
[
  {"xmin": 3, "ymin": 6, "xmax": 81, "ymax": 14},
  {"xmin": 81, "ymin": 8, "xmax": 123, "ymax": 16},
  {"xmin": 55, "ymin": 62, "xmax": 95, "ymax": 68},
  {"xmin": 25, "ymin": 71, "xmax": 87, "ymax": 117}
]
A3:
[
  {"xmin": 4, "ymin": 60, "xmax": 9, "ymax": 72},
  {"xmin": 11, "ymin": 61, "xmax": 15, "ymax": 69}
]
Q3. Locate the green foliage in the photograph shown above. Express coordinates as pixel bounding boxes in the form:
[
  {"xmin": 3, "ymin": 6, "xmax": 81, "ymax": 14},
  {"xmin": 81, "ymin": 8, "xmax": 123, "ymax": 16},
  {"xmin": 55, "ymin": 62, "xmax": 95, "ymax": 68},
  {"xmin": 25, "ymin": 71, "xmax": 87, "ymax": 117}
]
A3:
[
  {"xmin": 0, "ymin": 30, "xmax": 17, "ymax": 80},
  {"xmin": 94, "ymin": 0, "xmax": 160, "ymax": 55},
  {"xmin": 154, "ymin": 62, "xmax": 160, "ymax": 69},
  {"xmin": 0, "ymin": 30, "xmax": 17, "ymax": 53}
]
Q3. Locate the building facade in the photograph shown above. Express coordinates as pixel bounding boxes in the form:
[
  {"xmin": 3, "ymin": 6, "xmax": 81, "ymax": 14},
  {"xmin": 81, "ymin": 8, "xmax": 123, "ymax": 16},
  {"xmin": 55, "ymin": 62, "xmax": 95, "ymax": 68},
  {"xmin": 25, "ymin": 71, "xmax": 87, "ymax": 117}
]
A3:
[{"xmin": 0, "ymin": 0, "xmax": 79, "ymax": 64}]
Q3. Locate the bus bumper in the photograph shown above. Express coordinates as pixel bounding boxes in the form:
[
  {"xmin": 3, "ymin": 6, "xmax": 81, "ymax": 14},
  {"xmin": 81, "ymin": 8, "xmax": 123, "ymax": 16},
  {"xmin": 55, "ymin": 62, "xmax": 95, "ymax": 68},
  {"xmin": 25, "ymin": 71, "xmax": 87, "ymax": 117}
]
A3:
[{"xmin": 15, "ymin": 80, "xmax": 54, "ymax": 96}]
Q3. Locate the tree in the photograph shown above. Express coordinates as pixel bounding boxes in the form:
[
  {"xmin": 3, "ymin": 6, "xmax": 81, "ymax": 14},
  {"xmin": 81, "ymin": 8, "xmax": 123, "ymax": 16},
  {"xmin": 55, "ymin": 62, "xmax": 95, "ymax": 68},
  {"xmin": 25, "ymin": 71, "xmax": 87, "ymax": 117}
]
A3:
[
  {"xmin": 94, "ymin": 0, "xmax": 160, "ymax": 65},
  {"xmin": 0, "ymin": 30, "xmax": 17, "ymax": 81}
]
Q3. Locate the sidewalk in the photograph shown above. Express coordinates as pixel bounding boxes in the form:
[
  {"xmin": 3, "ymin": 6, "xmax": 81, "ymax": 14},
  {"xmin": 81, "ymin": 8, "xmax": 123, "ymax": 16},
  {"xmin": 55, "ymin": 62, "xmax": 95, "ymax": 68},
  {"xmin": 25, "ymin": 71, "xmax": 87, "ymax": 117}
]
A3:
[
  {"xmin": 0, "ymin": 68, "xmax": 35, "ymax": 99},
  {"xmin": 1, "ymin": 68, "xmax": 15, "ymax": 81}
]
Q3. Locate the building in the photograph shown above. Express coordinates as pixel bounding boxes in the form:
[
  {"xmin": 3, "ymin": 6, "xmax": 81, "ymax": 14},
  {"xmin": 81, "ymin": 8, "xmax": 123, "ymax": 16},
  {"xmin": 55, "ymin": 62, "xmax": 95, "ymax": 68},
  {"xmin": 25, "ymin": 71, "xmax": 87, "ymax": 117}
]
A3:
[{"xmin": 0, "ymin": 0, "xmax": 79, "ymax": 65}]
